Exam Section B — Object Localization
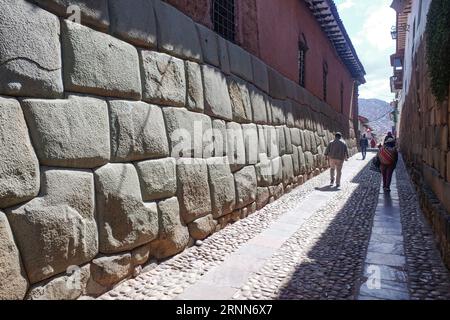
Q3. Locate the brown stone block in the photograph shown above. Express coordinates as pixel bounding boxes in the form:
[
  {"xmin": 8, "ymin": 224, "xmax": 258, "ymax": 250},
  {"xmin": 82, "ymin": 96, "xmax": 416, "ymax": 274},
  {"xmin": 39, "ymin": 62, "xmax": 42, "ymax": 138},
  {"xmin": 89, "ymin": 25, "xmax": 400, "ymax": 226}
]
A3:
[{"xmin": 447, "ymin": 152, "xmax": 450, "ymax": 182}]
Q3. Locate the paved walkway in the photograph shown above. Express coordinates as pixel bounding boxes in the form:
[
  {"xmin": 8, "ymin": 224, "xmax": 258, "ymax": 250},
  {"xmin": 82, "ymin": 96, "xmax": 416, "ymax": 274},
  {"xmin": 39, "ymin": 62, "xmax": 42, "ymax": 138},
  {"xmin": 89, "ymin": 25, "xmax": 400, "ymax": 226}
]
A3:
[{"xmin": 99, "ymin": 153, "xmax": 450, "ymax": 300}]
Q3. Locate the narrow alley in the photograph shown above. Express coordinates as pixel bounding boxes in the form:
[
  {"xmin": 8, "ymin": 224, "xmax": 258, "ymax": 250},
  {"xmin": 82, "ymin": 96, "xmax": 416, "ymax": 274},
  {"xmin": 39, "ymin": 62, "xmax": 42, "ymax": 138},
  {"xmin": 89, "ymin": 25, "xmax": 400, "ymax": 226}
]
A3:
[{"xmin": 99, "ymin": 152, "xmax": 450, "ymax": 301}]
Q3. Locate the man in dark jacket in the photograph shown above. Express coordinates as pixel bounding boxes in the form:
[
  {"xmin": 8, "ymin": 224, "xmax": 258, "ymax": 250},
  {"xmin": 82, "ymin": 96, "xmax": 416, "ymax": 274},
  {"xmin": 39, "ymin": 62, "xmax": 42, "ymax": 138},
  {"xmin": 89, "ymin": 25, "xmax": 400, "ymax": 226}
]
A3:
[
  {"xmin": 359, "ymin": 134, "xmax": 369, "ymax": 160},
  {"xmin": 324, "ymin": 132, "xmax": 349, "ymax": 188}
]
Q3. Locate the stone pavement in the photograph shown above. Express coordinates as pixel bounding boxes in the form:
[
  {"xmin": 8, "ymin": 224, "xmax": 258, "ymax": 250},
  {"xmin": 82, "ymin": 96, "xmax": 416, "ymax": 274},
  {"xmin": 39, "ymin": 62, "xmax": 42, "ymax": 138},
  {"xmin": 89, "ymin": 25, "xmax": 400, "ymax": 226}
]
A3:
[{"xmin": 99, "ymin": 153, "xmax": 450, "ymax": 300}]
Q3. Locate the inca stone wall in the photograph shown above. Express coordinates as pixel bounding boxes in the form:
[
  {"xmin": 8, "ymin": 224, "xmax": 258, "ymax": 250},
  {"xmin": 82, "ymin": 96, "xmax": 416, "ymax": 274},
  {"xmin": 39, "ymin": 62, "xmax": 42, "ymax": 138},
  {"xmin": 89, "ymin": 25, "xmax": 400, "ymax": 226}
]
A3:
[
  {"xmin": 399, "ymin": 38, "xmax": 450, "ymax": 269},
  {"xmin": 0, "ymin": 0, "xmax": 358, "ymax": 300}
]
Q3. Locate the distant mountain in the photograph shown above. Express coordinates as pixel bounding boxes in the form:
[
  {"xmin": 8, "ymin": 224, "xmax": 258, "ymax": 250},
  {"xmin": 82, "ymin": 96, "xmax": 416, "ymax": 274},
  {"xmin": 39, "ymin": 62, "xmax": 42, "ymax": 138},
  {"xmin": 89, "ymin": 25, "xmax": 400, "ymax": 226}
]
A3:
[{"xmin": 358, "ymin": 98, "xmax": 394, "ymax": 136}]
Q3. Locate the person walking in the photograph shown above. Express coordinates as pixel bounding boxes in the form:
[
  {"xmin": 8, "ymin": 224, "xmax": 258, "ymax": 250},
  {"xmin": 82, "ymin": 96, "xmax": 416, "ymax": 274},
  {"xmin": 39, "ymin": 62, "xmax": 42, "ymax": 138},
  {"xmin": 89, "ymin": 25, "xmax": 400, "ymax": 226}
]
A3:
[
  {"xmin": 378, "ymin": 136, "xmax": 398, "ymax": 192},
  {"xmin": 359, "ymin": 134, "xmax": 369, "ymax": 160},
  {"xmin": 324, "ymin": 132, "xmax": 349, "ymax": 188}
]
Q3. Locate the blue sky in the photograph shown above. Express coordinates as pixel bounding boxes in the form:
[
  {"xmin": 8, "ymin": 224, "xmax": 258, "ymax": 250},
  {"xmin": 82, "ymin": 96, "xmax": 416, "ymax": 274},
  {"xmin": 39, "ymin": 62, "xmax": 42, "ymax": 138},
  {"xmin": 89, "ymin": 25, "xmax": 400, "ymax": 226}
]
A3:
[{"xmin": 334, "ymin": 0, "xmax": 397, "ymax": 102}]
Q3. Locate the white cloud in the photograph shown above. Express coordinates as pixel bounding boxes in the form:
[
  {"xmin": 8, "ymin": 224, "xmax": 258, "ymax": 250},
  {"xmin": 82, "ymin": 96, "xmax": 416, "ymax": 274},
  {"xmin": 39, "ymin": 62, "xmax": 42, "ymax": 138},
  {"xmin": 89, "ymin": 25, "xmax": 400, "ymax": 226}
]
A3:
[{"xmin": 337, "ymin": 0, "xmax": 356, "ymax": 11}]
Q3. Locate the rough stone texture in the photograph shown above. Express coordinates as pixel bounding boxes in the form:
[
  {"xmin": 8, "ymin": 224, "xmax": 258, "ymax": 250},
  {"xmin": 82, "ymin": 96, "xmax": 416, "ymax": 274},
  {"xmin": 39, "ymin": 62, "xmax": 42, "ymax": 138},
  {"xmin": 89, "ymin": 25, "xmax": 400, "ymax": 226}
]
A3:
[
  {"xmin": 265, "ymin": 126, "xmax": 279, "ymax": 159},
  {"xmin": 284, "ymin": 126, "xmax": 293, "ymax": 154},
  {"xmin": 0, "ymin": 211, "xmax": 28, "ymax": 299},
  {"xmin": 267, "ymin": 67, "xmax": 286, "ymax": 100},
  {"xmin": 0, "ymin": 96, "xmax": 40, "ymax": 209},
  {"xmin": 186, "ymin": 61, "xmax": 204, "ymax": 112},
  {"xmin": 256, "ymin": 187, "xmax": 270, "ymax": 210},
  {"xmin": 62, "ymin": 20, "xmax": 141, "ymax": 99},
  {"xmin": 292, "ymin": 147, "xmax": 301, "ymax": 176},
  {"xmin": 255, "ymin": 155, "xmax": 273, "ymax": 187},
  {"xmin": 258, "ymin": 125, "xmax": 267, "ymax": 156},
  {"xmin": 91, "ymin": 254, "xmax": 132, "ymax": 287},
  {"xmin": 304, "ymin": 151, "xmax": 314, "ymax": 173},
  {"xmin": 163, "ymin": 107, "xmax": 213, "ymax": 158},
  {"xmin": 176, "ymin": 158, "xmax": 212, "ymax": 224},
  {"xmin": 131, "ymin": 244, "xmax": 151, "ymax": 266},
  {"xmin": 196, "ymin": 23, "xmax": 219, "ymax": 67},
  {"xmin": 22, "ymin": 95, "xmax": 110, "ymax": 168},
  {"xmin": 285, "ymin": 100, "xmax": 295, "ymax": 128},
  {"xmin": 7, "ymin": 168, "xmax": 98, "ymax": 284},
  {"xmin": 188, "ymin": 214, "xmax": 217, "ymax": 240},
  {"xmin": 0, "ymin": 0, "xmax": 63, "ymax": 98},
  {"xmin": 303, "ymin": 130, "xmax": 312, "ymax": 152},
  {"xmin": 277, "ymin": 126, "xmax": 287, "ymax": 156},
  {"xmin": 250, "ymin": 85, "xmax": 268, "ymax": 124},
  {"xmin": 212, "ymin": 119, "xmax": 228, "ymax": 157},
  {"xmin": 242, "ymin": 124, "xmax": 259, "ymax": 165},
  {"xmin": 109, "ymin": 0, "xmax": 157, "ymax": 48},
  {"xmin": 32, "ymin": 0, "xmax": 110, "ymax": 31},
  {"xmin": 140, "ymin": 50, "xmax": 186, "ymax": 107},
  {"xmin": 218, "ymin": 36, "xmax": 231, "ymax": 75},
  {"xmin": 228, "ymin": 76, "xmax": 253, "ymax": 123},
  {"xmin": 291, "ymin": 128, "xmax": 302, "ymax": 146},
  {"xmin": 272, "ymin": 156, "xmax": 283, "ymax": 185},
  {"xmin": 227, "ymin": 122, "xmax": 246, "ymax": 172},
  {"xmin": 202, "ymin": 64, "xmax": 233, "ymax": 120},
  {"xmin": 135, "ymin": 158, "xmax": 177, "ymax": 201},
  {"xmin": 154, "ymin": 0, "xmax": 202, "ymax": 62},
  {"xmin": 234, "ymin": 166, "xmax": 257, "ymax": 209},
  {"xmin": 94, "ymin": 164, "xmax": 159, "ymax": 254},
  {"xmin": 271, "ymin": 99, "xmax": 286, "ymax": 125},
  {"xmin": 282, "ymin": 154, "xmax": 294, "ymax": 185},
  {"xmin": 150, "ymin": 197, "xmax": 189, "ymax": 259},
  {"xmin": 251, "ymin": 56, "xmax": 269, "ymax": 93},
  {"xmin": 207, "ymin": 157, "xmax": 236, "ymax": 218},
  {"xmin": 109, "ymin": 101, "xmax": 169, "ymax": 162},
  {"xmin": 227, "ymin": 42, "xmax": 253, "ymax": 82}
]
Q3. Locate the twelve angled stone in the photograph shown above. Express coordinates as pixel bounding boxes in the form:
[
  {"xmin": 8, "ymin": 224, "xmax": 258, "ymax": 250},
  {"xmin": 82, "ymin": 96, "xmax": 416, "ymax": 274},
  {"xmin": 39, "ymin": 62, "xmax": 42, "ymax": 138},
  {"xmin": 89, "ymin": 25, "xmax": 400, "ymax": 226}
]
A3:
[
  {"xmin": 0, "ymin": 96, "xmax": 40, "ymax": 209},
  {"xmin": 0, "ymin": 0, "xmax": 63, "ymax": 98},
  {"xmin": 22, "ymin": 95, "xmax": 110, "ymax": 168},
  {"xmin": 94, "ymin": 163, "xmax": 159, "ymax": 254},
  {"xmin": 135, "ymin": 158, "xmax": 177, "ymax": 201}
]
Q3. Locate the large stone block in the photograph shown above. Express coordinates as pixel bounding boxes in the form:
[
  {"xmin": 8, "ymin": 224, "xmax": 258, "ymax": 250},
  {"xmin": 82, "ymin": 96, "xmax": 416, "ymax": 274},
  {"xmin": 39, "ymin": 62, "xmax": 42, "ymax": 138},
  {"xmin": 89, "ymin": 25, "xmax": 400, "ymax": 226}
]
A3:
[
  {"xmin": 154, "ymin": 0, "xmax": 202, "ymax": 62},
  {"xmin": 7, "ymin": 168, "xmax": 98, "ymax": 284},
  {"xmin": 291, "ymin": 128, "xmax": 302, "ymax": 146},
  {"xmin": 218, "ymin": 36, "xmax": 231, "ymax": 75},
  {"xmin": 0, "ymin": 211, "xmax": 28, "ymax": 299},
  {"xmin": 227, "ymin": 122, "xmax": 246, "ymax": 172},
  {"xmin": 282, "ymin": 154, "xmax": 294, "ymax": 185},
  {"xmin": 212, "ymin": 119, "xmax": 228, "ymax": 157},
  {"xmin": 188, "ymin": 214, "xmax": 216, "ymax": 240},
  {"xmin": 163, "ymin": 107, "xmax": 213, "ymax": 158},
  {"xmin": 186, "ymin": 61, "xmax": 204, "ymax": 112},
  {"xmin": 109, "ymin": 0, "xmax": 157, "ymax": 48},
  {"xmin": 242, "ymin": 124, "xmax": 259, "ymax": 165},
  {"xmin": 135, "ymin": 158, "xmax": 177, "ymax": 201},
  {"xmin": 257, "ymin": 125, "xmax": 267, "ymax": 156},
  {"xmin": 32, "ymin": 0, "xmax": 109, "ymax": 31},
  {"xmin": 202, "ymin": 64, "xmax": 233, "ymax": 120},
  {"xmin": 94, "ymin": 164, "xmax": 159, "ymax": 254},
  {"xmin": 284, "ymin": 126, "xmax": 293, "ymax": 154},
  {"xmin": 285, "ymin": 100, "xmax": 295, "ymax": 128},
  {"xmin": 91, "ymin": 254, "xmax": 132, "ymax": 288},
  {"xmin": 22, "ymin": 95, "xmax": 110, "ymax": 168},
  {"xmin": 267, "ymin": 67, "xmax": 286, "ymax": 99},
  {"xmin": 271, "ymin": 99, "xmax": 286, "ymax": 125},
  {"xmin": 109, "ymin": 101, "xmax": 169, "ymax": 162},
  {"xmin": 256, "ymin": 187, "xmax": 270, "ymax": 210},
  {"xmin": 304, "ymin": 151, "xmax": 314, "ymax": 172},
  {"xmin": 228, "ymin": 76, "xmax": 253, "ymax": 123},
  {"xmin": 255, "ymin": 155, "xmax": 273, "ymax": 187},
  {"xmin": 303, "ymin": 130, "xmax": 312, "ymax": 152},
  {"xmin": 250, "ymin": 85, "xmax": 268, "ymax": 124},
  {"xmin": 177, "ymin": 158, "xmax": 211, "ymax": 224},
  {"xmin": 276, "ymin": 126, "xmax": 287, "ymax": 156},
  {"xmin": 0, "ymin": 0, "xmax": 63, "ymax": 98},
  {"xmin": 149, "ymin": 197, "xmax": 189, "ymax": 259},
  {"xmin": 272, "ymin": 157, "xmax": 283, "ymax": 185},
  {"xmin": 292, "ymin": 147, "xmax": 300, "ymax": 176},
  {"xmin": 196, "ymin": 23, "xmax": 219, "ymax": 67},
  {"xmin": 140, "ymin": 50, "xmax": 186, "ymax": 107},
  {"xmin": 62, "ymin": 20, "xmax": 141, "ymax": 99},
  {"xmin": 207, "ymin": 157, "xmax": 236, "ymax": 218},
  {"xmin": 251, "ymin": 56, "xmax": 269, "ymax": 93},
  {"xmin": 227, "ymin": 42, "xmax": 253, "ymax": 82},
  {"xmin": 0, "ymin": 97, "xmax": 40, "ymax": 209},
  {"xmin": 234, "ymin": 166, "xmax": 257, "ymax": 209},
  {"xmin": 265, "ymin": 126, "xmax": 279, "ymax": 159}
]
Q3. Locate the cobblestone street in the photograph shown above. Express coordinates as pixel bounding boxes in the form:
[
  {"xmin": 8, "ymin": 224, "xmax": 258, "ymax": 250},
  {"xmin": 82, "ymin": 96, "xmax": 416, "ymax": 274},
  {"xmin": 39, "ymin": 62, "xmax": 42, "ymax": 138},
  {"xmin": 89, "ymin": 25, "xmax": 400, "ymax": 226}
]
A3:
[{"xmin": 99, "ymin": 152, "xmax": 450, "ymax": 300}]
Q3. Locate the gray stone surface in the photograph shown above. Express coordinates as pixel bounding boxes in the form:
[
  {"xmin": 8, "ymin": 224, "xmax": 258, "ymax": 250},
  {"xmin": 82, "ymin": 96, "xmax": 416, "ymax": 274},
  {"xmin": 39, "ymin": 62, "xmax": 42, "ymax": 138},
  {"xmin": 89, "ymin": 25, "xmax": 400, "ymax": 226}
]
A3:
[
  {"xmin": 234, "ymin": 166, "xmax": 257, "ymax": 209},
  {"xmin": 188, "ymin": 215, "xmax": 217, "ymax": 240},
  {"xmin": 242, "ymin": 124, "xmax": 259, "ymax": 165},
  {"xmin": 109, "ymin": 101, "xmax": 169, "ymax": 162},
  {"xmin": 267, "ymin": 67, "xmax": 286, "ymax": 100},
  {"xmin": 256, "ymin": 187, "xmax": 270, "ymax": 210},
  {"xmin": 140, "ymin": 50, "xmax": 186, "ymax": 107},
  {"xmin": 109, "ymin": 0, "xmax": 157, "ymax": 48},
  {"xmin": 255, "ymin": 155, "xmax": 273, "ymax": 187},
  {"xmin": 135, "ymin": 158, "xmax": 177, "ymax": 201},
  {"xmin": 228, "ymin": 76, "xmax": 253, "ymax": 123},
  {"xmin": 7, "ymin": 168, "xmax": 98, "ymax": 284},
  {"xmin": 154, "ymin": 0, "xmax": 202, "ymax": 62},
  {"xmin": 163, "ymin": 107, "xmax": 213, "ymax": 158},
  {"xmin": 0, "ymin": 96, "xmax": 40, "ymax": 209},
  {"xmin": 292, "ymin": 147, "xmax": 301, "ymax": 176},
  {"xmin": 212, "ymin": 119, "xmax": 228, "ymax": 157},
  {"xmin": 32, "ymin": 0, "xmax": 109, "ymax": 31},
  {"xmin": 0, "ymin": 0, "xmax": 63, "ymax": 98},
  {"xmin": 257, "ymin": 125, "xmax": 267, "ymax": 156},
  {"xmin": 284, "ymin": 126, "xmax": 293, "ymax": 154},
  {"xmin": 227, "ymin": 122, "xmax": 246, "ymax": 172},
  {"xmin": 196, "ymin": 23, "xmax": 219, "ymax": 67},
  {"xmin": 218, "ymin": 36, "xmax": 231, "ymax": 75},
  {"xmin": 22, "ymin": 95, "xmax": 110, "ymax": 168},
  {"xmin": 91, "ymin": 254, "xmax": 132, "ymax": 287},
  {"xmin": 0, "ymin": 211, "xmax": 28, "ymax": 299},
  {"xmin": 186, "ymin": 61, "xmax": 204, "ymax": 112},
  {"xmin": 271, "ymin": 99, "xmax": 286, "ymax": 125},
  {"xmin": 202, "ymin": 64, "xmax": 233, "ymax": 121},
  {"xmin": 303, "ymin": 130, "xmax": 312, "ymax": 152},
  {"xmin": 207, "ymin": 157, "xmax": 236, "ymax": 218},
  {"xmin": 177, "ymin": 158, "xmax": 212, "ymax": 224},
  {"xmin": 131, "ymin": 244, "xmax": 151, "ymax": 266},
  {"xmin": 94, "ymin": 163, "xmax": 159, "ymax": 254},
  {"xmin": 272, "ymin": 157, "xmax": 283, "ymax": 185},
  {"xmin": 265, "ymin": 126, "xmax": 279, "ymax": 159},
  {"xmin": 282, "ymin": 154, "xmax": 294, "ymax": 185},
  {"xmin": 285, "ymin": 100, "xmax": 295, "ymax": 128},
  {"xmin": 249, "ymin": 85, "xmax": 268, "ymax": 124},
  {"xmin": 62, "ymin": 20, "xmax": 141, "ymax": 99},
  {"xmin": 304, "ymin": 151, "xmax": 314, "ymax": 172},
  {"xmin": 150, "ymin": 197, "xmax": 189, "ymax": 259},
  {"xmin": 291, "ymin": 128, "xmax": 302, "ymax": 146},
  {"xmin": 227, "ymin": 42, "xmax": 253, "ymax": 82},
  {"xmin": 251, "ymin": 56, "xmax": 269, "ymax": 93},
  {"xmin": 276, "ymin": 126, "xmax": 287, "ymax": 156}
]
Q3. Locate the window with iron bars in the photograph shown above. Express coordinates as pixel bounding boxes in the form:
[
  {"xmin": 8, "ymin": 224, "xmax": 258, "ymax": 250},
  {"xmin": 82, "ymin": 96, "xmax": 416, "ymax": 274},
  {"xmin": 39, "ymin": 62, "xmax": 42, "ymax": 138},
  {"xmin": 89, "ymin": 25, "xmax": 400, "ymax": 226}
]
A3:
[
  {"xmin": 299, "ymin": 46, "xmax": 307, "ymax": 87},
  {"xmin": 212, "ymin": 0, "xmax": 236, "ymax": 42},
  {"xmin": 323, "ymin": 61, "xmax": 328, "ymax": 102}
]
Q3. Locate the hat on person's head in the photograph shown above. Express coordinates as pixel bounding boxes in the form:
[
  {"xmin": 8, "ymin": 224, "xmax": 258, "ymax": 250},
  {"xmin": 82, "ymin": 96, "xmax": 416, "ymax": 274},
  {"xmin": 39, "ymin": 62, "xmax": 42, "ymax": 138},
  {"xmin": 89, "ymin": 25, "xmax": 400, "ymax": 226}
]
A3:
[{"xmin": 335, "ymin": 132, "xmax": 342, "ymax": 138}]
